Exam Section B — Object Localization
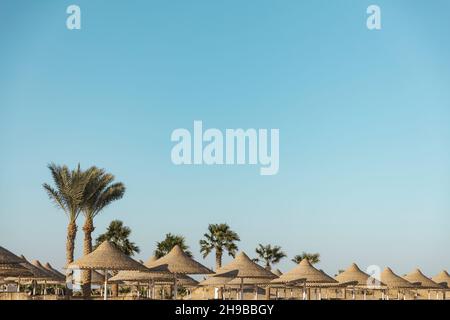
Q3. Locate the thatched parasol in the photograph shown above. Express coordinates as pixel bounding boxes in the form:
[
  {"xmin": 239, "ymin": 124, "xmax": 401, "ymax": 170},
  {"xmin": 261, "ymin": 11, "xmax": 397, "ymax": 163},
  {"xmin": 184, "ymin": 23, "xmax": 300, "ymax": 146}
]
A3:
[
  {"xmin": 43, "ymin": 263, "xmax": 66, "ymax": 282},
  {"xmin": 270, "ymin": 259, "xmax": 335, "ymax": 300},
  {"xmin": 272, "ymin": 269, "xmax": 283, "ymax": 277},
  {"xmin": 432, "ymin": 270, "xmax": 450, "ymax": 289},
  {"xmin": 380, "ymin": 267, "xmax": 416, "ymax": 289},
  {"xmin": 68, "ymin": 241, "xmax": 148, "ymax": 300},
  {"xmin": 0, "ymin": 263, "xmax": 33, "ymax": 277},
  {"xmin": 145, "ymin": 246, "xmax": 213, "ymax": 299},
  {"xmin": 336, "ymin": 263, "xmax": 385, "ymax": 288},
  {"xmin": 213, "ymin": 252, "xmax": 276, "ymax": 300},
  {"xmin": 17, "ymin": 255, "xmax": 52, "ymax": 280},
  {"xmin": 271, "ymin": 259, "xmax": 335, "ymax": 284},
  {"xmin": 145, "ymin": 246, "xmax": 213, "ymax": 275},
  {"xmin": 403, "ymin": 269, "xmax": 441, "ymax": 289},
  {"xmin": 0, "ymin": 246, "xmax": 23, "ymax": 265}
]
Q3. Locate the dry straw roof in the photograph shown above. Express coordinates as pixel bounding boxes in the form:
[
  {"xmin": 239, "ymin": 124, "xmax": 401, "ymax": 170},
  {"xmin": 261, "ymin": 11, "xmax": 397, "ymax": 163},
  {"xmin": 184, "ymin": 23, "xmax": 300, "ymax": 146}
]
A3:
[
  {"xmin": 0, "ymin": 246, "xmax": 23, "ymax": 265},
  {"xmin": 335, "ymin": 263, "xmax": 385, "ymax": 287},
  {"xmin": 145, "ymin": 245, "xmax": 213, "ymax": 275},
  {"xmin": 16, "ymin": 255, "xmax": 52, "ymax": 280},
  {"xmin": 403, "ymin": 269, "xmax": 441, "ymax": 289},
  {"xmin": 432, "ymin": 270, "xmax": 450, "ymax": 288},
  {"xmin": 109, "ymin": 270, "xmax": 173, "ymax": 283},
  {"xmin": 214, "ymin": 252, "xmax": 277, "ymax": 279},
  {"xmin": 198, "ymin": 273, "xmax": 235, "ymax": 287},
  {"xmin": 272, "ymin": 269, "xmax": 283, "ymax": 277},
  {"xmin": 380, "ymin": 268, "xmax": 416, "ymax": 289},
  {"xmin": 0, "ymin": 263, "xmax": 33, "ymax": 277},
  {"xmin": 227, "ymin": 276, "xmax": 273, "ymax": 286},
  {"xmin": 43, "ymin": 263, "xmax": 65, "ymax": 281},
  {"xmin": 68, "ymin": 241, "xmax": 148, "ymax": 271},
  {"xmin": 271, "ymin": 259, "xmax": 336, "ymax": 285}
]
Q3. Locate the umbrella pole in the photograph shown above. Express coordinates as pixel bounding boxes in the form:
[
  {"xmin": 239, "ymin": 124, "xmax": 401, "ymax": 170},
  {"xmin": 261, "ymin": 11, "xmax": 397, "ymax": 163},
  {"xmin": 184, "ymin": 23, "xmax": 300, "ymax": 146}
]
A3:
[
  {"xmin": 17, "ymin": 277, "xmax": 20, "ymax": 293},
  {"xmin": 303, "ymin": 282, "xmax": 306, "ymax": 300},
  {"xmin": 152, "ymin": 279, "xmax": 155, "ymax": 299},
  {"xmin": 240, "ymin": 278, "xmax": 244, "ymax": 300},
  {"xmin": 174, "ymin": 274, "xmax": 178, "ymax": 300},
  {"xmin": 103, "ymin": 270, "xmax": 108, "ymax": 300}
]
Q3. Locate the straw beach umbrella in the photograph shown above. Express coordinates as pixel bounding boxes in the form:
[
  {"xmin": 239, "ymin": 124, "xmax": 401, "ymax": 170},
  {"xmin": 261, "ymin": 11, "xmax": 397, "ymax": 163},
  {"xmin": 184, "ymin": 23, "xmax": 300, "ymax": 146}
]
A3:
[
  {"xmin": 380, "ymin": 267, "xmax": 416, "ymax": 300},
  {"xmin": 432, "ymin": 270, "xmax": 450, "ymax": 288},
  {"xmin": 272, "ymin": 269, "xmax": 283, "ymax": 277},
  {"xmin": 43, "ymin": 263, "xmax": 65, "ymax": 282},
  {"xmin": 271, "ymin": 259, "xmax": 335, "ymax": 300},
  {"xmin": 0, "ymin": 246, "xmax": 24, "ymax": 265},
  {"xmin": 214, "ymin": 252, "xmax": 276, "ymax": 300},
  {"xmin": 335, "ymin": 263, "xmax": 385, "ymax": 300},
  {"xmin": 432, "ymin": 270, "xmax": 450, "ymax": 299},
  {"xmin": 403, "ymin": 268, "xmax": 442, "ymax": 300},
  {"xmin": 145, "ymin": 245, "xmax": 213, "ymax": 299},
  {"xmin": 68, "ymin": 241, "xmax": 148, "ymax": 300},
  {"xmin": 403, "ymin": 269, "xmax": 441, "ymax": 289}
]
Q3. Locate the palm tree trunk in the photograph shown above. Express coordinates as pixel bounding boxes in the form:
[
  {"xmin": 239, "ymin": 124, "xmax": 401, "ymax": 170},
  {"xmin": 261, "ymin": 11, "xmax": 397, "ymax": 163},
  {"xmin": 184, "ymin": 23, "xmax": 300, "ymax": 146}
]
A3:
[
  {"xmin": 215, "ymin": 251, "xmax": 222, "ymax": 270},
  {"xmin": 215, "ymin": 250, "xmax": 223, "ymax": 299},
  {"xmin": 66, "ymin": 220, "xmax": 77, "ymax": 296},
  {"xmin": 81, "ymin": 217, "xmax": 94, "ymax": 299}
]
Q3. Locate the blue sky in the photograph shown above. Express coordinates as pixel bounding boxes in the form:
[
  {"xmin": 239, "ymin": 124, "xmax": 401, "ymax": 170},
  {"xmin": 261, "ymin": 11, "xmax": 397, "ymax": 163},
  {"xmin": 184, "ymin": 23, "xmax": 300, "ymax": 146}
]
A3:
[{"xmin": 0, "ymin": 0, "xmax": 449, "ymax": 277}]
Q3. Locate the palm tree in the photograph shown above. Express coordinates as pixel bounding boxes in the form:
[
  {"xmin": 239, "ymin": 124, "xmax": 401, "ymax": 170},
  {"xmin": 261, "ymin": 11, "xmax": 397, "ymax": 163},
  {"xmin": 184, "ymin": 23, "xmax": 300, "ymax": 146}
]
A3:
[
  {"xmin": 155, "ymin": 233, "xmax": 192, "ymax": 258},
  {"xmin": 291, "ymin": 252, "xmax": 321, "ymax": 265},
  {"xmin": 94, "ymin": 220, "xmax": 140, "ymax": 255},
  {"xmin": 199, "ymin": 223, "xmax": 240, "ymax": 270},
  {"xmin": 80, "ymin": 170, "xmax": 125, "ymax": 298},
  {"xmin": 43, "ymin": 163, "xmax": 91, "ymax": 294},
  {"xmin": 254, "ymin": 244, "xmax": 286, "ymax": 271}
]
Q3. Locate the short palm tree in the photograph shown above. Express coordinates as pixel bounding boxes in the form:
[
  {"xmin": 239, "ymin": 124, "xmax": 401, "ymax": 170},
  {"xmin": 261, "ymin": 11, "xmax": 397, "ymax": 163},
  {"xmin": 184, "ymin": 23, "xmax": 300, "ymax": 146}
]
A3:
[
  {"xmin": 94, "ymin": 220, "xmax": 140, "ymax": 255},
  {"xmin": 80, "ymin": 169, "xmax": 125, "ymax": 298},
  {"xmin": 155, "ymin": 233, "xmax": 192, "ymax": 258},
  {"xmin": 292, "ymin": 252, "xmax": 321, "ymax": 265},
  {"xmin": 254, "ymin": 244, "xmax": 286, "ymax": 271},
  {"xmin": 94, "ymin": 220, "xmax": 139, "ymax": 298},
  {"xmin": 43, "ymin": 163, "xmax": 90, "ymax": 294},
  {"xmin": 199, "ymin": 223, "xmax": 240, "ymax": 270}
]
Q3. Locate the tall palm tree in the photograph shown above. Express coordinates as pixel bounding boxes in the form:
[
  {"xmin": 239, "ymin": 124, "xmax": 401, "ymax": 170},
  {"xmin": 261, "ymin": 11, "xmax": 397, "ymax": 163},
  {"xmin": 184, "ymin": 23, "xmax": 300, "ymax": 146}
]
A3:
[
  {"xmin": 254, "ymin": 244, "xmax": 286, "ymax": 271},
  {"xmin": 80, "ymin": 169, "xmax": 125, "ymax": 298},
  {"xmin": 154, "ymin": 233, "xmax": 192, "ymax": 258},
  {"xmin": 43, "ymin": 163, "xmax": 91, "ymax": 294},
  {"xmin": 94, "ymin": 220, "xmax": 140, "ymax": 255},
  {"xmin": 199, "ymin": 223, "xmax": 240, "ymax": 270},
  {"xmin": 291, "ymin": 252, "xmax": 321, "ymax": 265}
]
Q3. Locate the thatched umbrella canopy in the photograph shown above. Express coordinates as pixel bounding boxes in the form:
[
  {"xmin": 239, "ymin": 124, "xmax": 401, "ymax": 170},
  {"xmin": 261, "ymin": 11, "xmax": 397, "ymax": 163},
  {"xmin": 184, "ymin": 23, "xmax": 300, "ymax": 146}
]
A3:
[
  {"xmin": 380, "ymin": 267, "xmax": 416, "ymax": 289},
  {"xmin": 270, "ymin": 260, "xmax": 335, "ymax": 300},
  {"xmin": 335, "ymin": 263, "xmax": 385, "ymax": 288},
  {"xmin": 213, "ymin": 252, "xmax": 276, "ymax": 300},
  {"xmin": 432, "ymin": 270, "xmax": 450, "ymax": 289},
  {"xmin": 145, "ymin": 246, "xmax": 213, "ymax": 299},
  {"xmin": 272, "ymin": 269, "xmax": 283, "ymax": 277},
  {"xmin": 68, "ymin": 241, "xmax": 148, "ymax": 300},
  {"xmin": 198, "ymin": 271, "xmax": 236, "ymax": 287},
  {"xmin": 271, "ymin": 259, "xmax": 335, "ymax": 285},
  {"xmin": 145, "ymin": 246, "xmax": 213, "ymax": 275},
  {"xmin": 215, "ymin": 252, "xmax": 276, "ymax": 279},
  {"xmin": 0, "ymin": 263, "xmax": 33, "ymax": 277},
  {"xmin": 403, "ymin": 269, "xmax": 441, "ymax": 289},
  {"xmin": 109, "ymin": 270, "xmax": 172, "ymax": 283},
  {"xmin": 43, "ymin": 263, "xmax": 65, "ymax": 282},
  {"xmin": 0, "ymin": 246, "xmax": 23, "ymax": 265},
  {"xmin": 16, "ymin": 255, "xmax": 53, "ymax": 280}
]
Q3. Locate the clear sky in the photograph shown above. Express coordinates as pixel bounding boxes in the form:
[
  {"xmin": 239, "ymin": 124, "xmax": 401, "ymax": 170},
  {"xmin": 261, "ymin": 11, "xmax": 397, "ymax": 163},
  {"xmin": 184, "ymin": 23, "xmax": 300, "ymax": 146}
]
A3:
[{"xmin": 0, "ymin": 0, "xmax": 449, "ymax": 277}]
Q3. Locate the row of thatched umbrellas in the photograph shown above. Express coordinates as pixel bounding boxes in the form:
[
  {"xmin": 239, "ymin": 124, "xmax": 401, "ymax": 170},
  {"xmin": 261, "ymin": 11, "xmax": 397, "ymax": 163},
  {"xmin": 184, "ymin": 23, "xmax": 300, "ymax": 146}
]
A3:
[
  {"xmin": 2, "ymin": 243, "xmax": 449, "ymax": 300},
  {"xmin": 0, "ymin": 246, "xmax": 66, "ymax": 295}
]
